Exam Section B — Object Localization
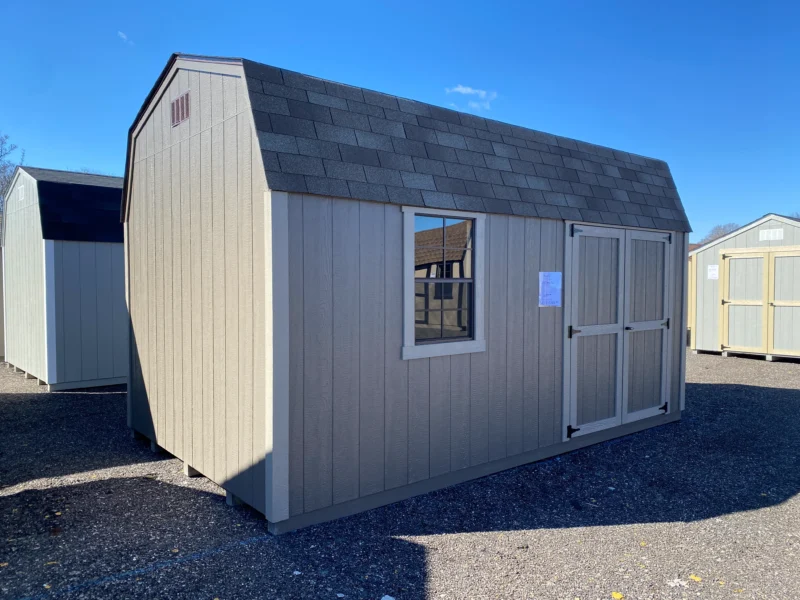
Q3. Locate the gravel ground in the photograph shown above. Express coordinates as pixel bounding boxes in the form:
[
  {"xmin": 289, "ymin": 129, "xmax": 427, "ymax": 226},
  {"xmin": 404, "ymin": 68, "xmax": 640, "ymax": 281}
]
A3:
[{"xmin": 1, "ymin": 351, "xmax": 798, "ymax": 600}]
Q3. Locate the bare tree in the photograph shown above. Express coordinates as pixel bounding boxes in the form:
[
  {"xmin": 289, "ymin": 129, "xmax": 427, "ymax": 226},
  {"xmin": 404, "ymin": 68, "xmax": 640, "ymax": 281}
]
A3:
[
  {"xmin": 79, "ymin": 167, "xmax": 121, "ymax": 177},
  {"xmin": 699, "ymin": 223, "xmax": 740, "ymax": 244},
  {"xmin": 1, "ymin": 132, "xmax": 25, "ymax": 211}
]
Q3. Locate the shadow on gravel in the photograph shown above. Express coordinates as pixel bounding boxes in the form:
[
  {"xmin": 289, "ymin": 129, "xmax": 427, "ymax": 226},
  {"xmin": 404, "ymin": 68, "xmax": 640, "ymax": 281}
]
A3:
[
  {"xmin": 0, "ymin": 386, "xmax": 168, "ymax": 490},
  {"xmin": 1, "ymin": 477, "xmax": 427, "ymax": 599},
  {"xmin": 1, "ymin": 379, "xmax": 798, "ymax": 598},
  {"xmin": 355, "ymin": 381, "xmax": 800, "ymax": 537}
]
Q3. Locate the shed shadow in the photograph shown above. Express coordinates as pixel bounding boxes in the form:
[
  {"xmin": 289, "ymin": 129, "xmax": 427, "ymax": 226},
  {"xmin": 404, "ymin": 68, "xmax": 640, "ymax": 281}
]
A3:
[
  {"xmin": 0, "ymin": 340, "xmax": 163, "ymax": 489},
  {"xmin": 3, "ymin": 370, "xmax": 796, "ymax": 598},
  {"xmin": 344, "ymin": 381, "xmax": 799, "ymax": 537},
  {"xmin": 1, "ymin": 476, "xmax": 427, "ymax": 599}
]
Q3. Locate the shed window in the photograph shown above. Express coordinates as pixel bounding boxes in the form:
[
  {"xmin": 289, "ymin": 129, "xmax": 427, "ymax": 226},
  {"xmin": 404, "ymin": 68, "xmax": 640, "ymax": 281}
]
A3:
[{"xmin": 402, "ymin": 207, "xmax": 486, "ymax": 360}]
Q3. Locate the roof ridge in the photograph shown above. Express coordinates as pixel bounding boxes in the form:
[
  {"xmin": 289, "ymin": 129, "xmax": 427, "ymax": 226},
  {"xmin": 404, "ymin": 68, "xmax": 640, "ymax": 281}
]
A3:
[{"xmin": 22, "ymin": 166, "xmax": 123, "ymax": 181}]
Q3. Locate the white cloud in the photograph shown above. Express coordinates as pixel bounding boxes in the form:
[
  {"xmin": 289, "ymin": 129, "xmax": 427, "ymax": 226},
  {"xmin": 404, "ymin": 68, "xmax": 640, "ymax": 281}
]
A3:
[
  {"xmin": 117, "ymin": 31, "xmax": 134, "ymax": 46},
  {"xmin": 445, "ymin": 84, "xmax": 498, "ymax": 111}
]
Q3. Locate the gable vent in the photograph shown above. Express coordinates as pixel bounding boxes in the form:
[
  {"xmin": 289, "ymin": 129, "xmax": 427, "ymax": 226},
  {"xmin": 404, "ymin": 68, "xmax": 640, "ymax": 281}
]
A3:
[{"xmin": 171, "ymin": 92, "xmax": 190, "ymax": 127}]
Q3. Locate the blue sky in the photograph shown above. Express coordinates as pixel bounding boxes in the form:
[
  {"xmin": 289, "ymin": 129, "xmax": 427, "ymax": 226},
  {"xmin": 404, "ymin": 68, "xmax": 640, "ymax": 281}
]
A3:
[{"xmin": 1, "ymin": 0, "xmax": 797, "ymax": 240}]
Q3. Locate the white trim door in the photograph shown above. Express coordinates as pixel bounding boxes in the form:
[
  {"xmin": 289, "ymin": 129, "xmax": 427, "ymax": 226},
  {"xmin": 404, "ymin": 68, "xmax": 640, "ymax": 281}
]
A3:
[
  {"xmin": 621, "ymin": 230, "xmax": 672, "ymax": 423},
  {"xmin": 566, "ymin": 225, "xmax": 626, "ymax": 438}
]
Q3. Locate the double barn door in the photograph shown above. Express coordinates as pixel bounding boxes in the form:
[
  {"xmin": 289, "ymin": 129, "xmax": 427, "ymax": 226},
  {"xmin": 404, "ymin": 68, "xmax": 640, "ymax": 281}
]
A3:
[
  {"xmin": 720, "ymin": 249, "xmax": 800, "ymax": 357},
  {"xmin": 565, "ymin": 225, "xmax": 673, "ymax": 439}
]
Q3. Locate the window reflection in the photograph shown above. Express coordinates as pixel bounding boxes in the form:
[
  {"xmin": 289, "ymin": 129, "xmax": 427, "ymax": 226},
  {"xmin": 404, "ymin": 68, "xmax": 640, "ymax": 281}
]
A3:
[{"xmin": 414, "ymin": 216, "xmax": 475, "ymax": 343}]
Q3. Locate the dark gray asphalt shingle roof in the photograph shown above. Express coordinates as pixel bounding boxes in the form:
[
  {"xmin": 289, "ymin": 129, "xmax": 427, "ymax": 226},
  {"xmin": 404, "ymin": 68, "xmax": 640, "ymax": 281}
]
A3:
[
  {"xmin": 21, "ymin": 167, "xmax": 123, "ymax": 189},
  {"xmin": 242, "ymin": 59, "xmax": 690, "ymax": 232},
  {"xmin": 19, "ymin": 167, "xmax": 124, "ymax": 243}
]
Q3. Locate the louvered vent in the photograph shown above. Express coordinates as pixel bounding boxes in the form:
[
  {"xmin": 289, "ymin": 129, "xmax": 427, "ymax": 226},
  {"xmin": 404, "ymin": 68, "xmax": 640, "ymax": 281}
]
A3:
[{"xmin": 171, "ymin": 92, "xmax": 190, "ymax": 127}]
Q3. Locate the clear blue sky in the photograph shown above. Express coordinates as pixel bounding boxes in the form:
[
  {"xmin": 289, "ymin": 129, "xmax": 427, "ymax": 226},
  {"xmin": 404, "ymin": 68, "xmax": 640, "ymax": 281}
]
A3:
[{"xmin": 2, "ymin": 0, "xmax": 797, "ymax": 241}]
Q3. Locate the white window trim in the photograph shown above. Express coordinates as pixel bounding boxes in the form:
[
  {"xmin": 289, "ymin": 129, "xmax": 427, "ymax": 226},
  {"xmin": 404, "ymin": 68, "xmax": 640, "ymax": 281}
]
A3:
[{"xmin": 401, "ymin": 205, "xmax": 486, "ymax": 361}]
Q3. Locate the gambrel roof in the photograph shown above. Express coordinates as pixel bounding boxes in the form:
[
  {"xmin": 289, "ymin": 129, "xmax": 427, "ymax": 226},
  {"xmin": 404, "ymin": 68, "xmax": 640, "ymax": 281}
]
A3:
[
  {"xmin": 124, "ymin": 54, "xmax": 691, "ymax": 233},
  {"xmin": 242, "ymin": 59, "xmax": 690, "ymax": 232},
  {"xmin": 9, "ymin": 167, "xmax": 123, "ymax": 243}
]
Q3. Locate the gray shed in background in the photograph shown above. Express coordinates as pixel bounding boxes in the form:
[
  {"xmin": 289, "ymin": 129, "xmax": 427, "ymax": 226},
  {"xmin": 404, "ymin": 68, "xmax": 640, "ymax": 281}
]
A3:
[
  {"xmin": 688, "ymin": 213, "xmax": 800, "ymax": 359},
  {"xmin": 2, "ymin": 167, "xmax": 128, "ymax": 390},
  {"xmin": 123, "ymin": 53, "xmax": 691, "ymax": 533}
]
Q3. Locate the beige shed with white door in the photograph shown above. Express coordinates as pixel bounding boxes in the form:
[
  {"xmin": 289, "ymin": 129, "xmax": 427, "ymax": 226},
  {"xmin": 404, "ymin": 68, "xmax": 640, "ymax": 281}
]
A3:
[{"xmin": 123, "ymin": 53, "xmax": 691, "ymax": 533}]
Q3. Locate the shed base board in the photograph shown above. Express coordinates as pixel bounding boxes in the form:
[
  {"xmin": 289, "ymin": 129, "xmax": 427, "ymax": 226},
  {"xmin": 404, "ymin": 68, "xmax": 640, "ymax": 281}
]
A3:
[
  {"xmin": 267, "ymin": 410, "xmax": 681, "ymax": 535},
  {"xmin": 701, "ymin": 350, "xmax": 800, "ymax": 363},
  {"xmin": 46, "ymin": 376, "xmax": 127, "ymax": 392}
]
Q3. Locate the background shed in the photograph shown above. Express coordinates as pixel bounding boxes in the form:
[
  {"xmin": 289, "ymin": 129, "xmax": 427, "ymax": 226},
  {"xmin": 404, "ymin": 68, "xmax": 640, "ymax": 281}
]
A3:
[
  {"xmin": 123, "ymin": 54, "xmax": 690, "ymax": 533},
  {"xmin": 2, "ymin": 167, "xmax": 128, "ymax": 390},
  {"xmin": 689, "ymin": 213, "xmax": 800, "ymax": 359}
]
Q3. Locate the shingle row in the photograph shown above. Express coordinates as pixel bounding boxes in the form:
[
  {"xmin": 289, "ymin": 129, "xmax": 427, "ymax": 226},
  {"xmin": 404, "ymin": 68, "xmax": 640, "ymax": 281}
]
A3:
[{"xmin": 243, "ymin": 60, "xmax": 690, "ymax": 232}]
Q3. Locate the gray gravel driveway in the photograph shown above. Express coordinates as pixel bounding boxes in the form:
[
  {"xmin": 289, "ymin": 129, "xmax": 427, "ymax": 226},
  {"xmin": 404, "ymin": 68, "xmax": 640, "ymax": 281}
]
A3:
[{"xmin": 1, "ymin": 351, "xmax": 798, "ymax": 599}]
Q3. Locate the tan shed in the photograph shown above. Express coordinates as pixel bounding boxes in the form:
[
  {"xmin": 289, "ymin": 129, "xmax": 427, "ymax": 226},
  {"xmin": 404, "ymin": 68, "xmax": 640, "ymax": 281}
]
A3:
[
  {"xmin": 688, "ymin": 213, "xmax": 800, "ymax": 360},
  {"xmin": 122, "ymin": 53, "xmax": 691, "ymax": 533}
]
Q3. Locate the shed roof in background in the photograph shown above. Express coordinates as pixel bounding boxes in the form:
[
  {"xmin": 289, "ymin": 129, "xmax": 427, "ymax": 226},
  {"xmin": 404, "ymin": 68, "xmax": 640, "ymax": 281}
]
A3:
[
  {"xmin": 17, "ymin": 167, "xmax": 124, "ymax": 243},
  {"xmin": 688, "ymin": 213, "xmax": 800, "ymax": 256},
  {"xmin": 240, "ymin": 57, "xmax": 690, "ymax": 232}
]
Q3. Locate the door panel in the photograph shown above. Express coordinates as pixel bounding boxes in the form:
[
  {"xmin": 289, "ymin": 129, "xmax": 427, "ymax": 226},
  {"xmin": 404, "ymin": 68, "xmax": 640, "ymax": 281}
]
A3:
[
  {"xmin": 720, "ymin": 253, "xmax": 767, "ymax": 353},
  {"xmin": 567, "ymin": 226, "xmax": 625, "ymax": 437},
  {"xmin": 626, "ymin": 328, "xmax": 664, "ymax": 414},
  {"xmin": 728, "ymin": 305, "xmax": 763, "ymax": 349},
  {"xmin": 629, "ymin": 239, "xmax": 665, "ymax": 322},
  {"xmin": 575, "ymin": 334, "xmax": 618, "ymax": 426},
  {"xmin": 729, "ymin": 258, "xmax": 763, "ymax": 301},
  {"xmin": 772, "ymin": 307, "xmax": 800, "ymax": 354},
  {"xmin": 622, "ymin": 230, "xmax": 672, "ymax": 423},
  {"xmin": 578, "ymin": 235, "xmax": 620, "ymax": 326}
]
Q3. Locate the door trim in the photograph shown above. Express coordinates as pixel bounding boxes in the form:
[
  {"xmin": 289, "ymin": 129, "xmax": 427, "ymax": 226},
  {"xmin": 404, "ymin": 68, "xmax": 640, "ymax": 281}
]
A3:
[
  {"xmin": 621, "ymin": 229, "xmax": 672, "ymax": 424},
  {"xmin": 564, "ymin": 224, "xmax": 626, "ymax": 440},
  {"xmin": 718, "ymin": 250, "xmax": 769, "ymax": 353},
  {"xmin": 767, "ymin": 250, "xmax": 800, "ymax": 357}
]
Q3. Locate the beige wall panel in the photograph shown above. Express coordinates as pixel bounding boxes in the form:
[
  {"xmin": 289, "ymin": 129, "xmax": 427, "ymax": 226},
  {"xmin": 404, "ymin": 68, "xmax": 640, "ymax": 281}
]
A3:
[{"xmin": 127, "ymin": 66, "xmax": 266, "ymax": 512}]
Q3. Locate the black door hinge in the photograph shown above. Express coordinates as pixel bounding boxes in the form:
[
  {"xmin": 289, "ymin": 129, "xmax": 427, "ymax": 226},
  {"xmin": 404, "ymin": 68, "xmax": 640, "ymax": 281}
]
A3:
[
  {"xmin": 721, "ymin": 299, "xmax": 729, "ymax": 305},
  {"xmin": 659, "ymin": 401, "xmax": 669, "ymax": 413},
  {"xmin": 567, "ymin": 425, "xmax": 581, "ymax": 439},
  {"xmin": 570, "ymin": 224, "xmax": 583, "ymax": 237},
  {"xmin": 662, "ymin": 318, "xmax": 670, "ymax": 329},
  {"xmin": 665, "ymin": 233, "xmax": 672, "ymax": 243},
  {"xmin": 720, "ymin": 344, "xmax": 728, "ymax": 350},
  {"xmin": 568, "ymin": 325, "xmax": 581, "ymax": 338}
]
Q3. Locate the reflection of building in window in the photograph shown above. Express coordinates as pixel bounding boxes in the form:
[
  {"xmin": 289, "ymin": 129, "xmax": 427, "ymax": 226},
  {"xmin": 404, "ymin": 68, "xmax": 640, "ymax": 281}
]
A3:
[{"xmin": 414, "ymin": 216, "xmax": 474, "ymax": 343}]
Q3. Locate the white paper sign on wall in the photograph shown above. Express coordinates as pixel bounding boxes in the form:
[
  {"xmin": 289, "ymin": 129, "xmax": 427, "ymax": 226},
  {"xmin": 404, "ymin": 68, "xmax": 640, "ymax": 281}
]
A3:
[
  {"xmin": 759, "ymin": 229, "xmax": 784, "ymax": 241},
  {"xmin": 539, "ymin": 272, "xmax": 562, "ymax": 307},
  {"xmin": 708, "ymin": 265, "xmax": 719, "ymax": 280}
]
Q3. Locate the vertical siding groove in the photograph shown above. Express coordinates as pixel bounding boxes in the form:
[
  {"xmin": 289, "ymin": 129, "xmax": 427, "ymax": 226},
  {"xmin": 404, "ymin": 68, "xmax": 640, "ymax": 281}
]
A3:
[
  {"xmin": 331, "ymin": 199, "xmax": 360, "ymax": 503},
  {"xmin": 128, "ymin": 70, "xmax": 265, "ymax": 511},
  {"xmin": 358, "ymin": 201, "xmax": 386, "ymax": 496},
  {"xmin": 288, "ymin": 198, "xmax": 305, "ymax": 515},
  {"xmin": 302, "ymin": 195, "xmax": 334, "ymax": 512},
  {"xmin": 383, "ymin": 205, "xmax": 409, "ymax": 489}
]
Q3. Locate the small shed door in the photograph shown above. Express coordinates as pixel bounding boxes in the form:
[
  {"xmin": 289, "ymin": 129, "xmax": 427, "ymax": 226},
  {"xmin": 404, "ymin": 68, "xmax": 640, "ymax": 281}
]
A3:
[
  {"xmin": 622, "ymin": 230, "xmax": 672, "ymax": 423},
  {"xmin": 768, "ymin": 251, "xmax": 800, "ymax": 357},
  {"xmin": 720, "ymin": 252, "xmax": 768, "ymax": 353},
  {"xmin": 566, "ymin": 225, "xmax": 625, "ymax": 437}
]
